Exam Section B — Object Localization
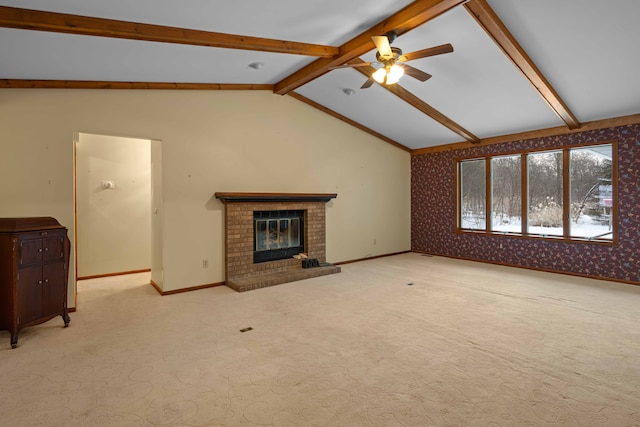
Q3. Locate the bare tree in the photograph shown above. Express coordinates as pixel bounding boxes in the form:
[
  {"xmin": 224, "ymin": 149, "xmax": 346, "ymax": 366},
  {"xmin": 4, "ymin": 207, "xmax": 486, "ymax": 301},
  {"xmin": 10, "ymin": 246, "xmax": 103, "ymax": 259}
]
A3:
[
  {"xmin": 491, "ymin": 156, "xmax": 521, "ymax": 225},
  {"xmin": 460, "ymin": 160, "xmax": 486, "ymax": 228}
]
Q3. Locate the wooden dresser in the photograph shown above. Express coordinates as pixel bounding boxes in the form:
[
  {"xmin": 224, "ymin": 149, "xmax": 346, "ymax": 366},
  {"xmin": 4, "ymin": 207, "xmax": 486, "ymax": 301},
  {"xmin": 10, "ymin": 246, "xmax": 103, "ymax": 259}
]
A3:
[{"xmin": 0, "ymin": 217, "xmax": 71, "ymax": 348}]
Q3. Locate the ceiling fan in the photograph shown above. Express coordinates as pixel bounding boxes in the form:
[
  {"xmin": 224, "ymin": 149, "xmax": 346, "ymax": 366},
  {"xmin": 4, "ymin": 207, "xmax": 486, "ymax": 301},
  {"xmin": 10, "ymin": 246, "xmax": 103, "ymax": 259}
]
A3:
[{"xmin": 330, "ymin": 31, "xmax": 453, "ymax": 89}]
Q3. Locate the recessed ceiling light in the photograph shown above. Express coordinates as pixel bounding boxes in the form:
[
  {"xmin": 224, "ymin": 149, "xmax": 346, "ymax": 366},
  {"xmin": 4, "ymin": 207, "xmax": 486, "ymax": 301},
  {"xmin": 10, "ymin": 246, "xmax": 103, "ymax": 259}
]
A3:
[
  {"xmin": 342, "ymin": 88, "xmax": 355, "ymax": 96},
  {"xmin": 248, "ymin": 62, "xmax": 264, "ymax": 70}
]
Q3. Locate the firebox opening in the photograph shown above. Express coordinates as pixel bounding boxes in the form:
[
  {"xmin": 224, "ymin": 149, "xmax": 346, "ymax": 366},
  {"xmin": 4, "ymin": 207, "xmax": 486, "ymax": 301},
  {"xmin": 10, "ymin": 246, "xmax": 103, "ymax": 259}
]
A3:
[{"xmin": 254, "ymin": 210, "xmax": 305, "ymax": 263}]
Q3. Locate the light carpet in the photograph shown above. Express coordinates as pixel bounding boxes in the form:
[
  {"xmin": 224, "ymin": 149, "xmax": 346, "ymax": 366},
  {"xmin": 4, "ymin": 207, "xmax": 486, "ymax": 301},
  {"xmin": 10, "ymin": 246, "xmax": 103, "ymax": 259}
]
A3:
[{"xmin": 1, "ymin": 253, "xmax": 640, "ymax": 426}]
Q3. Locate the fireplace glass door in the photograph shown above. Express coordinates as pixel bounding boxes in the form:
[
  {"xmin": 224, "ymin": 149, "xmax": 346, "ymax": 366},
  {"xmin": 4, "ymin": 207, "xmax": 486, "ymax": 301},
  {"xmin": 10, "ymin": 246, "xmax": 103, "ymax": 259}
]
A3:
[
  {"xmin": 255, "ymin": 218, "xmax": 300, "ymax": 251},
  {"xmin": 254, "ymin": 210, "xmax": 304, "ymax": 263}
]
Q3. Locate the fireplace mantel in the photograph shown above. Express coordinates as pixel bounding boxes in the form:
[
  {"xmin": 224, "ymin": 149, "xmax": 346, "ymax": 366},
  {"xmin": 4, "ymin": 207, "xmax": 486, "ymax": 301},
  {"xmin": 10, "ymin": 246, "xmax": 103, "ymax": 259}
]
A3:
[{"xmin": 215, "ymin": 192, "xmax": 337, "ymax": 204}]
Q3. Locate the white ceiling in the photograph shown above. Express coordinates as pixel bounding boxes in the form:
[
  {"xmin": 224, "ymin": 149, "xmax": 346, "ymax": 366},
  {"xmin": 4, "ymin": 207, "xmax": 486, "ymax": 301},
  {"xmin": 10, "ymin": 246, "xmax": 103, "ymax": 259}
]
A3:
[{"xmin": 1, "ymin": 0, "xmax": 639, "ymax": 150}]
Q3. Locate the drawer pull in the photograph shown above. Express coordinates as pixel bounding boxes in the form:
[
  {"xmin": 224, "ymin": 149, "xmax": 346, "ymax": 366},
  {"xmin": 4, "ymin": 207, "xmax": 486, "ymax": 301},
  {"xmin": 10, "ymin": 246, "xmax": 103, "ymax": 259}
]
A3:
[
  {"xmin": 44, "ymin": 279, "xmax": 49, "ymax": 284},
  {"xmin": 38, "ymin": 248, "xmax": 43, "ymax": 252},
  {"xmin": 38, "ymin": 280, "xmax": 43, "ymax": 284},
  {"xmin": 44, "ymin": 248, "xmax": 49, "ymax": 252}
]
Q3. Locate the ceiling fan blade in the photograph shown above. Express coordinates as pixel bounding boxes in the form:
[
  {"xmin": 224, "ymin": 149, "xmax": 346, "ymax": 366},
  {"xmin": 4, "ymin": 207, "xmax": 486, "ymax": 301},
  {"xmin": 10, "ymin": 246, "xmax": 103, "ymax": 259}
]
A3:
[
  {"xmin": 361, "ymin": 77, "xmax": 375, "ymax": 89},
  {"xmin": 328, "ymin": 62, "xmax": 373, "ymax": 70},
  {"xmin": 372, "ymin": 35, "xmax": 392, "ymax": 58},
  {"xmin": 402, "ymin": 64, "xmax": 432, "ymax": 82},
  {"xmin": 399, "ymin": 43, "xmax": 454, "ymax": 62}
]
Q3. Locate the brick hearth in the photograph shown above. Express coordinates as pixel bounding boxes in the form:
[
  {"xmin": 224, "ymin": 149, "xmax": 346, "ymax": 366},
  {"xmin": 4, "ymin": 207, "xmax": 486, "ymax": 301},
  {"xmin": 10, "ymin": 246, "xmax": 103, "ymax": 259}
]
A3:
[{"xmin": 215, "ymin": 193, "xmax": 341, "ymax": 292}]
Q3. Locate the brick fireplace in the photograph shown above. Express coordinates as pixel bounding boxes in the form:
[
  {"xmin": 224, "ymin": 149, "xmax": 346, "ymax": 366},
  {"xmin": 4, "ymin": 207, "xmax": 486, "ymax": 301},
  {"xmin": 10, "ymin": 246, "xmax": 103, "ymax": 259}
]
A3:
[{"xmin": 215, "ymin": 193, "xmax": 341, "ymax": 292}]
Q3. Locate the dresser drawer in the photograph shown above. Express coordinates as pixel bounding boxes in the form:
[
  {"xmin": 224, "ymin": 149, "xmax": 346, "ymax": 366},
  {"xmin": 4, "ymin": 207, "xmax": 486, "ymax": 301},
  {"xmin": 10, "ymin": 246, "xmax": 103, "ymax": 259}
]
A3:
[{"xmin": 18, "ymin": 234, "xmax": 65, "ymax": 266}]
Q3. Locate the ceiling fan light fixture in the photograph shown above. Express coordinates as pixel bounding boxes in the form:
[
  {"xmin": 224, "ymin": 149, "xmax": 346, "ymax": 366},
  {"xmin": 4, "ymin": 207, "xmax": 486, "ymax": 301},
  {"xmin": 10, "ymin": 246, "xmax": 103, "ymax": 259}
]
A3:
[
  {"xmin": 386, "ymin": 64, "xmax": 404, "ymax": 85},
  {"xmin": 340, "ymin": 33, "xmax": 452, "ymax": 89},
  {"xmin": 372, "ymin": 68, "xmax": 386, "ymax": 84}
]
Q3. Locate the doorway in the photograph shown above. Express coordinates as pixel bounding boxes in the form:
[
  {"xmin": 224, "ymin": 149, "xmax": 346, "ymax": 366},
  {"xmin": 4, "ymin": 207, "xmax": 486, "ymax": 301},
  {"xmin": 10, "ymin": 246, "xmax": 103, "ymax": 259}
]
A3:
[{"xmin": 73, "ymin": 133, "xmax": 163, "ymax": 306}]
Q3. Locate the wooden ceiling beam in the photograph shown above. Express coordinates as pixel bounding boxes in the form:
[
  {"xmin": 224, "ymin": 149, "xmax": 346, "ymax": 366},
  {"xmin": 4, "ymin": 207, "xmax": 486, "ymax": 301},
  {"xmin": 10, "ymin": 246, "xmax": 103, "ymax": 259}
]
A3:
[
  {"xmin": 352, "ymin": 62, "xmax": 480, "ymax": 144},
  {"xmin": 0, "ymin": 80, "xmax": 274, "ymax": 90},
  {"xmin": 464, "ymin": 0, "xmax": 580, "ymax": 129},
  {"xmin": 0, "ymin": 6, "xmax": 338, "ymax": 57},
  {"xmin": 412, "ymin": 113, "xmax": 640, "ymax": 155},
  {"xmin": 288, "ymin": 92, "xmax": 411, "ymax": 152},
  {"xmin": 274, "ymin": 0, "xmax": 469, "ymax": 95}
]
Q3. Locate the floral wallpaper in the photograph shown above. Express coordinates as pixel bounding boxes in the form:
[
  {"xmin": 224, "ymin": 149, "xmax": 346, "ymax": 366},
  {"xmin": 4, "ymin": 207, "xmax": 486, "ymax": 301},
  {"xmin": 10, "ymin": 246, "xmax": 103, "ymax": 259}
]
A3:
[{"xmin": 411, "ymin": 123, "xmax": 640, "ymax": 285}]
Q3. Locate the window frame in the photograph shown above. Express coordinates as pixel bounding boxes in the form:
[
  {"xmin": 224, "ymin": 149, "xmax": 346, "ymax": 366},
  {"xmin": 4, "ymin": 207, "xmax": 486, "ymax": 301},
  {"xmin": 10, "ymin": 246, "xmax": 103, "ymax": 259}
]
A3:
[{"xmin": 455, "ymin": 140, "xmax": 618, "ymax": 245}]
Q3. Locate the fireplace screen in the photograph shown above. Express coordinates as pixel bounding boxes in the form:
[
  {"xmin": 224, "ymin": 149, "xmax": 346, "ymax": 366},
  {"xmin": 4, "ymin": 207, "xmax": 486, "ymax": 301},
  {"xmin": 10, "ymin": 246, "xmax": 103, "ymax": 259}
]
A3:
[{"xmin": 254, "ymin": 210, "xmax": 304, "ymax": 263}]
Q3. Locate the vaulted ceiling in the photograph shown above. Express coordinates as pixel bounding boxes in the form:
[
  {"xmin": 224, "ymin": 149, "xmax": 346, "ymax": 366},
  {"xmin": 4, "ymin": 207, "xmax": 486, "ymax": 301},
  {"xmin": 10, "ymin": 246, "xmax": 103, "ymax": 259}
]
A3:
[{"xmin": 1, "ymin": 0, "xmax": 639, "ymax": 152}]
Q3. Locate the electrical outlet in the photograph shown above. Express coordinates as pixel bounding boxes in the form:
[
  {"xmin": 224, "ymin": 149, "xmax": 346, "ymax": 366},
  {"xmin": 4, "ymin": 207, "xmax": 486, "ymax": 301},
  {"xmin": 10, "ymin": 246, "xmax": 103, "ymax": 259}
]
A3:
[{"xmin": 202, "ymin": 259, "xmax": 208, "ymax": 268}]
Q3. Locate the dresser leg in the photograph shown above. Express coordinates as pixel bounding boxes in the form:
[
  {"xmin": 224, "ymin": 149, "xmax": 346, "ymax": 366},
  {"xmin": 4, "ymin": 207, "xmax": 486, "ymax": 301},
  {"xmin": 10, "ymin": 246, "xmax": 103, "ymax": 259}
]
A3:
[
  {"xmin": 10, "ymin": 333, "xmax": 18, "ymax": 349},
  {"xmin": 63, "ymin": 311, "xmax": 70, "ymax": 327}
]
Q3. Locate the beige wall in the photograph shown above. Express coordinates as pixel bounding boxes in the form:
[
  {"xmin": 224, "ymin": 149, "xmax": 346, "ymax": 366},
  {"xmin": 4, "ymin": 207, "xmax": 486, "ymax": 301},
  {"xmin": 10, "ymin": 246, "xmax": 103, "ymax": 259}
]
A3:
[
  {"xmin": 0, "ymin": 89, "xmax": 410, "ymax": 299},
  {"xmin": 76, "ymin": 133, "xmax": 151, "ymax": 278}
]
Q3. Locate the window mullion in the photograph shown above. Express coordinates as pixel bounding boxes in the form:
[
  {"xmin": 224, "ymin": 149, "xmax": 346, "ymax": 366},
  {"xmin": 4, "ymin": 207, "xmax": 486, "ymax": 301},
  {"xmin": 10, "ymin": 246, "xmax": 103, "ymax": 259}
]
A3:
[
  {"xmin": 562, "ymin": 149, "xmax": 571, "ymax": 238},
  {"xmin": 521, "ymin": 153, "xmax": 528, "ymax": 236},
  {"xmin": 455, "ymin": 161, "xmax": 461, "ymax": 229},
  {"xmin": 486, "ymin": 158, "xmax": 492, "ymax": 232},
  {"xmin": 611, "ymin": 141, "xmax": 619, "ymax": 244}
]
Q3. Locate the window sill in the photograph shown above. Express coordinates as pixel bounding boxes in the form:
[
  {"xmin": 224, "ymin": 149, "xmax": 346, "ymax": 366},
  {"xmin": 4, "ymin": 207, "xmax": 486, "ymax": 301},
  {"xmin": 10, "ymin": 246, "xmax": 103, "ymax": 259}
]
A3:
[{"xmin": 455, "ymin": 228, "xmax": 617, "ymax": 245}]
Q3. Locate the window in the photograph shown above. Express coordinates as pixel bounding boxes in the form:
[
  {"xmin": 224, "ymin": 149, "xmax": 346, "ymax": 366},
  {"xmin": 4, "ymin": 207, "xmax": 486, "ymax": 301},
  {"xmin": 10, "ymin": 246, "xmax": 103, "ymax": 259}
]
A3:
[
  {"xmin": 460, "ymin": 159, "xmax": 486, "ymax": 230},
  {"xmin": 528, "ymin": 151, "xmax": 563, "ymax": 236},
  {"xmin": 569, "ymin": 145, "xmax": 613, "ymax": 239},
  {"xmin": 491, "ymin": 155, "xmax": 521, "ymax": 233},
  {"xmin": 457, "ymin": 141, "xmax": 616, "ymax": 242}
]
